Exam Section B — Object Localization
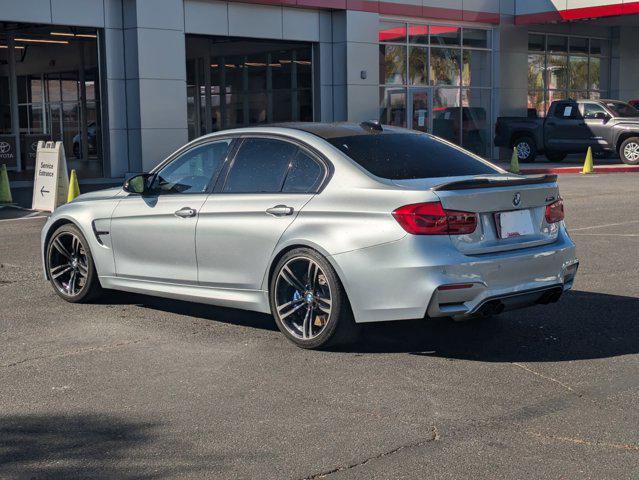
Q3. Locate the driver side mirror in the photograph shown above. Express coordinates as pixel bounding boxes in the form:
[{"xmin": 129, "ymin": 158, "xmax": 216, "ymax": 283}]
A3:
[{"xmin": 123, "ymin": 173, "xmax": 153, "ymax": 195}]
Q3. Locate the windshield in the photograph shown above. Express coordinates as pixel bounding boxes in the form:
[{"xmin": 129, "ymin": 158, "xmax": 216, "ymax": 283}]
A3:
[
  {"xmin": 603, "ymin": 101, "xmax": 639, "ymax": 118},
  {"xmin": 326, "ymin": 133, "xmax": 499, "ymax": 180}
]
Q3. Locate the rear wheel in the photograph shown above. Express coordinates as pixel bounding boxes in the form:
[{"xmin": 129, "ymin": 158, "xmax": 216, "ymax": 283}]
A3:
[
  {"xmin": 513, "ymin": 136, "xmax": 538, "ymax": 162},
  {"xmin": 545, "ymin": 151, "xmax": 567, "ymax": 162},
  {"xmin": 269, "ymin": 248, "xmax": 357, "ymax": 349},
  {"xmin": 46, "ymin": 224, "xmax": 102, "ymax": 303},
  {"xmin": 619, "ymin": 137, "xmax": 639, "ymax": 165}
]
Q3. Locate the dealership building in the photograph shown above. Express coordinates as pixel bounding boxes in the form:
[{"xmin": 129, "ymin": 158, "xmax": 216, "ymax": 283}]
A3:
[{"xmin": 1, "ymin": 0, "xmax": 639, "ymax": 196}]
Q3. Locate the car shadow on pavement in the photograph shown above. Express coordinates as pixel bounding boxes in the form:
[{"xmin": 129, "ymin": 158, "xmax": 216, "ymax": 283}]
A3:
[
  {"xmin": 101, "ymin": 289, "xmax": 638, "ymax": 363},
  {"xmin": 0, "ymin": 414, "xmax": 205, "ymax": 479},
  {"xmin": 97, "ymin": 290, "xmax": 279, "ymax": 331},
  {"xmin": 341, "ymin": 290, "xmax": 639, "ymax": 362}
]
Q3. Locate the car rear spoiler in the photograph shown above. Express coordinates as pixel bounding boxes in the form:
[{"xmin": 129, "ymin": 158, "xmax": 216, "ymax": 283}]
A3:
[{"xmin": 432, "ymin": 174, "xmax": 558, "ymax": 191}]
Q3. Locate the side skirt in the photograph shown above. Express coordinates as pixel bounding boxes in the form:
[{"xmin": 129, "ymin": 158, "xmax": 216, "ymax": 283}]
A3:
[{"xmin": 99, "ymin": 276, "xmax": 271, "ymax": 314}]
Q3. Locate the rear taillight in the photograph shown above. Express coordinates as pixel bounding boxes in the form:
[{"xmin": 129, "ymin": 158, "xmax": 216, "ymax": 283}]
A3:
[
  {"xmin": 392, "ymin": 202, "xmax": 477, "ymax": 235},
  {"xmin": 545, "ymin": 198, "xmax": 564, "ymax": 223}
]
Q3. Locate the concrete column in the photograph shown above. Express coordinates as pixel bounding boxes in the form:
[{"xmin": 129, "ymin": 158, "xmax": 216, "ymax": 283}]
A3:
[
  {"xmin": 610, "ymin": 26, "xmax": 639, "ymax": 102},
  {"xmin": 104, "ymin": 0, "xmax": 129, "ymax": 177},
  {"xmin": 332, "ymin": 10, "xmax": 379, "ymax": 123},
  {"xmin": 123, "ymin": 0, "xmax": 188, "ymax": 172},
  {"xmin": 492, "ymin": 16, "xmax": 528, "ymax": 159}
]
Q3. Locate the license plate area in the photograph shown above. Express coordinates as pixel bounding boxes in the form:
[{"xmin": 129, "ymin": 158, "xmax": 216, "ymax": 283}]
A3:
[{"xmin": 495, "ymin": 209, "xmax": 535, "ymax": 239}]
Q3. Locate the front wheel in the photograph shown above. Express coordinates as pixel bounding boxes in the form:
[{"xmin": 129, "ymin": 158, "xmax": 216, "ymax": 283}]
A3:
[
  {"xmin": 46, "ymin": 224, "xmax": 102, "ymax": 303},
  {"xmin": 619, "ymin": 137, "xmax": 639, "ymax": 165},
  {"xmin": 269, "ymin": 248, "xmax": 357, "ymax": 349},
  {"xmin": 513, "ymin": 136, "xmax": 538, "ymax": 163}
]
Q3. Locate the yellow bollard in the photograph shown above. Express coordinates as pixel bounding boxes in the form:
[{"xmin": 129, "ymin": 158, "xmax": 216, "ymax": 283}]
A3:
[
  {"xmin": 67, "ymin": 169, "xmax": 81, "ymax": 202},
  {"xmin": 0, "ymin": 164, "xmax": 13, "ymax": 204},
  {"xmin": 581, "ymin": 147, "xmax": 594, "ymax": 174},
  {"xmin": 508, "ymin": 146, "xmax": 520, "ymax": 174}
]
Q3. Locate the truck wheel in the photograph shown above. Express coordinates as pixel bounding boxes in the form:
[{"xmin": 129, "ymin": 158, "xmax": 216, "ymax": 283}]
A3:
[
  {"xmin": 619, "ymin": 137, "xmax": 639, "ymax": 165},
  {"xmin": 513, "ymin": 137, "xmax": 537, "ymax": 163},
  {"xmin": 545, "ymin": 151, "xmax": 567, "ymax": 162}
]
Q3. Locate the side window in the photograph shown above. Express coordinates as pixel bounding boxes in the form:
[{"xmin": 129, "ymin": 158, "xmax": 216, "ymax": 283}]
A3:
[
  {"xmin": 151, "ymin": 140, "xmax": 231, "ymax": 194},
  {"xmin": 582, "ymin": 103, "xmax": 607, "ymax": 120},
  {"xmin": 282, "ymin": 150, "xmax": 325, "ymax": 193},
  {"xmin": 223, "ymin": 138, "xmax": 298, "ymax": 193}
]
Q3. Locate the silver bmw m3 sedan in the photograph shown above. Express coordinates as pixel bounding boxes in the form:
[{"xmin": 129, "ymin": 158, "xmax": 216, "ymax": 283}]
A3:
[{"xmin": 41, "ymin": 122, "xmax": 579, "ymax": 349}]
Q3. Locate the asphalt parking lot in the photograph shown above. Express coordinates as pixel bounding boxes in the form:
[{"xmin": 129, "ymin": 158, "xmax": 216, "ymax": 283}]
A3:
[{"xmin": 1, "ymin": 173, "xmax": 638, "ymax": 480}]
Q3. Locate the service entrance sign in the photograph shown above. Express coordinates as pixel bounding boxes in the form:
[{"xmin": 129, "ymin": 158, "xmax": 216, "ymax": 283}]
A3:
[{"xmin": 32, "ymin": 141, "xmax": 69, "ymax": 212}]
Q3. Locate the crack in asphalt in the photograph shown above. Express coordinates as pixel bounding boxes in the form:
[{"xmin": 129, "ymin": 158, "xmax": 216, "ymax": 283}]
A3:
[
  {"xmin": 528, "ymin": 431, "xmax": 639, "ymax": 452},
  {"xmin": 511, "ymin": 362, "xmax": 582, "ymax": 397},
  {"xmin": 301, "ymin": 426, "xmax": 440, "ymax": 479},
  {"xmin": 0, "ymin": 339, "xmax": 147, "ymax": 368}
]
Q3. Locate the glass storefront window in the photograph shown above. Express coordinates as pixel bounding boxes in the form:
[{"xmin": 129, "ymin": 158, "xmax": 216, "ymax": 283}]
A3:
[
  {"xmin": 528, "ymin": 53, "xmax": 545, "ymax": 91},
  {"xmin": 547, "ymin": 55, "xmax": 568, "ymax": 90},
  {"xmin": 1, "ymin": 26, "xmax": 103, "ymax": 180},
  {"xmin": 433, "ymin": 87, "xmax": 460, "ymax": 144},
  {"xmin": 379, "ymin": 44, "xmax": 406, "ymax": 85},
  {"xmin": 378, "ymin": 21, "xmax": 492, "ymax": 157},
  {"xmin": 462, "ymin": 88, "xmax": 491, "ymax": 157},
  {"xmin": 569, "ymin": 56, "xmax": 588, "ymax": 90},
  {"xmin": 186, "ymin": 36, "xmax": 314, "ymax": 136},
  {"xmin": 379, "ymin": 87, "xmax": 407, "ymax": 127},
  {"xmin": 379, "ymin": 21, "xmax": 406, "ymax": 43},
  {"xmin": 430, "ymin": 48, "xmax": 461, "ymax": 86},
  {"xmin": 409, "ymin": 46, "xmax": 428, "ymax": 85},
  {"xmin": 463, "ymin": 29, "xmax": 490, "ymax": 49},
  {"xmin": 462, "ymin": 49, "xmax": 490, "ymax": 87},
  {"xmin": 408, "ymin": 24, "xmax": 428, "ymax": 45},
  {"xmin": 527, "ymin": 33, "xmax": 609, "ymax": 118},
  {"xmin": 430, "ymin": 26, "xmax": 460, "ymax": 46}
]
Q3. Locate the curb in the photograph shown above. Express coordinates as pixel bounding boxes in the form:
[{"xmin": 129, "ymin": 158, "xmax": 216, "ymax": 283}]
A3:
[{"xmin": 520, "ymin": 166, "xmax": 639, "ymax": 174}]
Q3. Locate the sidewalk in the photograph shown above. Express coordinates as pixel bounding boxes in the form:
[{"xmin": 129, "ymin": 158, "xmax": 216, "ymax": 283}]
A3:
[
  {"xmin": 495, "ymin": 154, "xmax": 639, "ymax": 174},
  {"xmin": 0, "ymin": 205, "xmax": 48, "ymax": 221}
]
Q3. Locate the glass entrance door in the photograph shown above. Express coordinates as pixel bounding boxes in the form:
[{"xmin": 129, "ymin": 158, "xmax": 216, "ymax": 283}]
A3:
[{"xmin": 408, "ymin": 88, "xmax": 431, "ymax": 133}]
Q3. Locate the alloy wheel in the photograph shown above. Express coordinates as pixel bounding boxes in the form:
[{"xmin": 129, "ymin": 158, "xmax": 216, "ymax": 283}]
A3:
[
  {"xmin": 623, "ymin": 142, "xmax": 639, "ymax": 161},
  {"xmin": 516, "ymin": 141, "xmax": 531, "ymax": 160},
  {"xmin": 48, "ymin": 232, "xmax": 89, "ymax": 297},
  {"xmin": 274, "ymin": 257, "xmax": 332, "ymax": 340}
]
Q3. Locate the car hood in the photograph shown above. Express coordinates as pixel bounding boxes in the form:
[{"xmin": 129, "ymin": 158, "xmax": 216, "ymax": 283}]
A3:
[{"xmin": 70, "ymin": 186, "xmax": 124, "ymax": 203}]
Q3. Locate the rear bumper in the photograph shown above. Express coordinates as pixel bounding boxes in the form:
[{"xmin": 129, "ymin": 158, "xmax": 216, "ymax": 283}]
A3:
[{"xmin": 331, "ymin": 227, "xmax": 577, "ymax": 323}]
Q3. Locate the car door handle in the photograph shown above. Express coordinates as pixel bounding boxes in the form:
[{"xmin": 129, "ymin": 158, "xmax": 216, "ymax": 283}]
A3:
[
  {"xmin": 175, "ymin": 207, "xmax": 197, "ymax": 218},
  {"xmin": 266, "ymin": 205, "xmax": 294, "ymax": 217}
]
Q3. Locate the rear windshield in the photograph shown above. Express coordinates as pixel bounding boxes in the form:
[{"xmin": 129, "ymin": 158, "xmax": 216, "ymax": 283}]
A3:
[{"xmin": 326, "ymin": 133, "xmax": 499, "ymax": 179}]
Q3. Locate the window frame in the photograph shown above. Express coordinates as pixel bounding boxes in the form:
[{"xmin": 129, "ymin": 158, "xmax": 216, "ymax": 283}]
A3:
[
  {"xmin": 214, "ymin": 133, "xmax": 332, "ymax": 195},
  {"xmin": 148, "ymin": 136, "xmax": 237, "ymax": 196}
]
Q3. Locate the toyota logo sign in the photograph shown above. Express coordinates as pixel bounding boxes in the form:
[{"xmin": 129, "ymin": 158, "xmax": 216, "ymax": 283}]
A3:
[{"xmin": 0, "ymin": 142, "xmax": 11, "ymax": 154}]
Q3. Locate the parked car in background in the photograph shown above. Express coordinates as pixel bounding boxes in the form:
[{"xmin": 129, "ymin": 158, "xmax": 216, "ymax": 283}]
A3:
[
  {"xmin": 495, "ymin": 99, "xmax": 639, "ymax": 165},
  {"xmin": 41, "ymin": 122, "xmax": 577, "ymax": 349}
]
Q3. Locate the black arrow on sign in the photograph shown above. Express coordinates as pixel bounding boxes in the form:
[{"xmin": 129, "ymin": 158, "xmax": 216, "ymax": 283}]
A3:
[{"xmin": 40, "ymin": 186, "xmax": 50, "ymax": 196}]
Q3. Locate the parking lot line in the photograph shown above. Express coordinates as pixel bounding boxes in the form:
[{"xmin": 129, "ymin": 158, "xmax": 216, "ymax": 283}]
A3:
[{"xmin": 570, "ymin": 220, "xmax": 639, "ymax": 231}]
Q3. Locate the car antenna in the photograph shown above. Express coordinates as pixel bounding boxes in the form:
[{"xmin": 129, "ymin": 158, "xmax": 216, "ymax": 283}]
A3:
[{"xmin": 360, "ymin": 120, "xmax": 383, "ymax": 132}]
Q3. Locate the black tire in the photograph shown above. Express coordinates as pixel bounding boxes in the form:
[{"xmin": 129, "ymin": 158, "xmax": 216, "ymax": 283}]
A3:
[
  {"xmin": 545, "ymin": 151, "xmax": 567, "ymax": 162},
  {"xmin": 45, "ymin": 223, "xmax": 103, "ymax": 303},
  {"xmin": 619, "ymin": 137, "xmax": 639, "ymax": 165},
  {"xmin": 269, "ymin": 248, "xmax": 358, "ymax": 349},
  {"xmin": 512, "ymin": 136, "xmax": 538, "ymax": 162},
  {"xmin": 73, "ymin": 143, "xmax": 81, "ymax": 159}
]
